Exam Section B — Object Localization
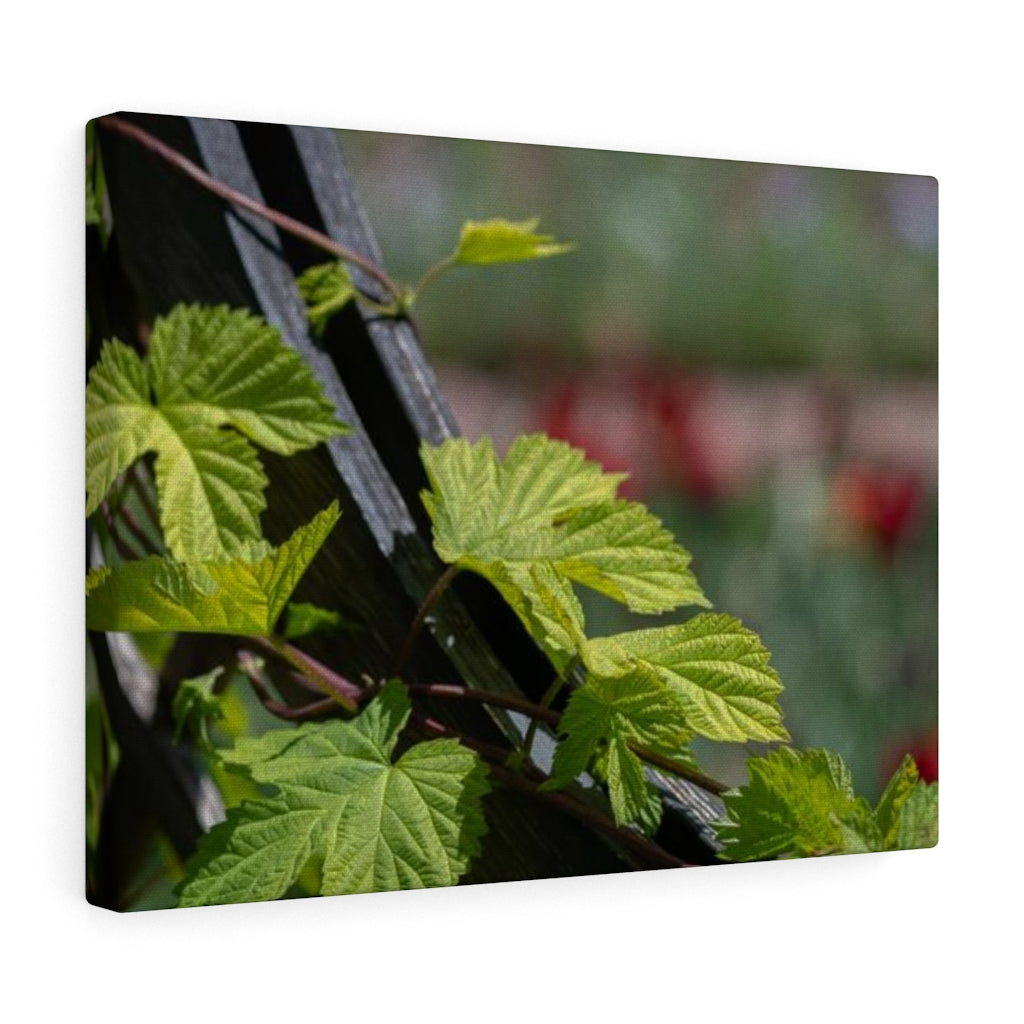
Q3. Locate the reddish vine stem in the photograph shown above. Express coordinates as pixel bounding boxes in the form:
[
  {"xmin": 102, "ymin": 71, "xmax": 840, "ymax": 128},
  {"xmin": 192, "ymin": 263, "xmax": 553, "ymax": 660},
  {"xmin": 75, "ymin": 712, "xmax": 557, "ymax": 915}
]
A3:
[
  {"xmin": 237, "ymin": 653, "xmax": 339, "ymax": 720},
  {"xmin": 116, "ymin": 501, "xmax": 158, "ymax": 557},
  {"xmin": 411, "ymin": 713, "xmax": 689, "ymax": 870},
  {"xmin": 390, "ymin": 563, "xmax": 461, "ymax": 678},
  {"xmin": 407, "ymin": 678, "xmax": 729, "ymax": 796},
  {"xmin": 97, "ymin": 115, "xmax": 402, "ymax": 301},
  {"xmin": 243, "ymin": 635, "xmax": 362, "ymax": 712},
  {"xmin": 404, "ymin": 683, "xmax": 560, "ymax": 725},
  {"xmin": 238, "ymin": 650, "xmax": 731, "ymax": 796},
  {"xmin": 99, "ymin": 499, "xmax": 144, "ymax": 561},
  {"xmin": 627, "ymin": 742, "xmax": 730, "ymax": 796}
]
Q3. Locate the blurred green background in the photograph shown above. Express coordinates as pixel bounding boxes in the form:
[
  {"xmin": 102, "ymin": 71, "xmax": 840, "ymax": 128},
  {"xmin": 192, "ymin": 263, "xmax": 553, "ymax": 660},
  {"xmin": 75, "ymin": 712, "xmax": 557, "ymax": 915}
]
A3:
[
  {"xmin": 336, "ymin": 129, "xmax": 938, "ymax": 801},
  {"xmin": 338, "ymin": 130, "xmax": 937, "ymax": 372}
]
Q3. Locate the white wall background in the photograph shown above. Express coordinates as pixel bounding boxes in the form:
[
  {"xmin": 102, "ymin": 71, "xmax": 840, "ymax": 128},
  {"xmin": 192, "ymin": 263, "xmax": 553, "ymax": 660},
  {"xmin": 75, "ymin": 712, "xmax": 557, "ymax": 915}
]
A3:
[{"xmin": 1, "ymin": 3, "xmax": 1016, "ymax": 1020}]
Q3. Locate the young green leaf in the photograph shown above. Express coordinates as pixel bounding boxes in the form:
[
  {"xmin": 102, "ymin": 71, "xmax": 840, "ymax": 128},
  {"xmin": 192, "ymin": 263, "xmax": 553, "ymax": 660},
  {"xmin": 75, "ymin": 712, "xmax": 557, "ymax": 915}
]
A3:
[
  {"xmin": 86, "ymin": 503, "xmax": 340, "ymax": 635},
  {"xmin": 86, "ymin": 304, "xmax": 348, "ymax": 561},
  {"xmin": 716, "ymin": 747, "xmax": 866, "ymax": 860},
  {"xmin": 717, "ymin": 747, "xmax": 938, "ymax": 861},
  {"xmin": 874, "ymin": 753, "xmax": 920, "ymax": 849},
  {"xmin": 172, "ymin": 667, "xmax": 226, "ymax": 745},
  {"xmin": 453, "ymin": 218, "xmax": 575, "ymax": 265},
  {"xmin": 295, "ymin": 261, "xmax": 358, "ymax": 335},
  {"xmin": 549, "ymin": 669, "xmax": 694, "ymax": 833},
  {"xmin": 894, "ymin": 781, "xmax": 938, "ymax": 851},
  {"xmin": 582, "ymin": 614, "xmax": 788, "ymax": 743},
  {"xmin": 176, "ymin": 680, "xmax": 491, "ymax": 906},
  {"xmin": 281, "ymin": 601, "xmax": 355, "ymax": 640},
  {"xmin": 420, "ymin": 435, "xmax": 708, "ymax": 662}
]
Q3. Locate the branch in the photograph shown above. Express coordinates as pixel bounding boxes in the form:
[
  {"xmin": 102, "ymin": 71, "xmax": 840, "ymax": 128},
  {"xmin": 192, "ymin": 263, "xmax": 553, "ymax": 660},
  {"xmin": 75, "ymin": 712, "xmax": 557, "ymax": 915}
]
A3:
[{"xmin": 97, "ymin": 115, "xmax": 402, "ymax": 302}]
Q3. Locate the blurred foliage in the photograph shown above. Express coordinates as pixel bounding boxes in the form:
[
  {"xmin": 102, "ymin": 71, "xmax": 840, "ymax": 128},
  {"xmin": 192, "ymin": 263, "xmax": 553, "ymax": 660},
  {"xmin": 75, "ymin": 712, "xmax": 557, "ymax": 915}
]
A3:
[
  {"xmin": 579, "ymin": 470, "xmax": 937, "ymax": 803},
  {"xmin": 336, "ymin": 130, "xmax": 937, "ymax": 372}
]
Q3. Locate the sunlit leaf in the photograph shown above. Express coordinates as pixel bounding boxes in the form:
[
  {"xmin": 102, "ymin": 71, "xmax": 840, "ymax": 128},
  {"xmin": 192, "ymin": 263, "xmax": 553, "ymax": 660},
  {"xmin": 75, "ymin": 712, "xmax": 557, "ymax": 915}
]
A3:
[
  {"xmin": 420, "ymin": 435, "xmax": 707, "ymax": 665},
  {"xmin": 86, "ymin": 304, "xmax": 348, "ymax": 561},
  {"xmin": 550, "ymin": 669, "xmax": 693, "ymax": 833},
  {"xmin": 85, "ymin": 503, "xmax": 340, "ymax": 635},
  {"xmin": 295, "ymin": 262, "xmax": 358, "ymax": 335},
  {"xmin": 583, "ymin": 614, "xmax": 787, "ymax": 743},
  {"xmin": 453, "ymin": 218, "xmax": 575, "ymax": 265},
  {"xmin": 177, "ymin": 681, "xmax": 490, "ymax": 906}
]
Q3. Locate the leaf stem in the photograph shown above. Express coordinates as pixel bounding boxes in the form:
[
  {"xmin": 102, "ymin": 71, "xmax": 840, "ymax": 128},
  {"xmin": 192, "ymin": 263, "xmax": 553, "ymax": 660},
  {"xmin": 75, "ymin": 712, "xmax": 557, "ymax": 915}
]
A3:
[
  {"xmin": 97, "ymin": 115, "xmax": 402, "ymax": 302},
  {"xmin": 405, "ymin": 683, "xmax": 560, "ymax": 725},
  {"xmin": 237, "ymin": 652, "xmax": 340, "ymax": 721},
  {"xmin": 391, "ymin": 564, "xmax": 461, "ymax": 678},
  {"xmin": 99, "ymin": 499, "xmax": 144, "ymax": 561},
  {"xmin": 244, "ymin": 635, "xmax": 361, "ymax": 713},
  {"xmin": 627, "ymin": 742, "xmax": 730, "ymax": 796},
  {"xmin": 515, "ymin": 659, "xmax": 576, "ymax": 770},
  {"xmin": 409, "ymin": 255, "xmax": 456, "ymax": 305},
  {"xmin": 243, "ymin": 634, "xmax": 731, "ymax": 796}
]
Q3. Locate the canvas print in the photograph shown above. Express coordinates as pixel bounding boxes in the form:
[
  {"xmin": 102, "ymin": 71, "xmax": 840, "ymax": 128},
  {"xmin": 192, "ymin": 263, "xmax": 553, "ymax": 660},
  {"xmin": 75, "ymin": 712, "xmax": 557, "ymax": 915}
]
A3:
[{"xmin": 85, "ymin": 113, "xmax": 938, "ymax": 911}]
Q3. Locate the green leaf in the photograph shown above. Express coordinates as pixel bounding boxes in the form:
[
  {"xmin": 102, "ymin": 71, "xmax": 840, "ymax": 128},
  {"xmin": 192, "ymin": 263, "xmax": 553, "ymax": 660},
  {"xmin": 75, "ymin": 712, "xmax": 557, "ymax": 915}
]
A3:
[
  {"xmin": 874, "ymin": 754, "xmax": 920, "ymax": 849},
  {"xmin": 178, "ymin": 799, "xmax": 322, "ymax": 906},
  {"xmin": 717, "ymin": 747, "xmax": 866, "ymax": 861},
  {"xmin": 582, "ymin": 614, "xmax": 788, "ymax": 743},
  {"xmin": 176, "ymin": 681, "xmax": 490, "ymax": 906},
  {"xmin": 295, "ymin": 261, "xmax": 358, "ymax": 335},
  {"xmin": 453, "ymin": 218, "xmax": 575, "ymax": 265},
  {"xmin": 420, "ymin": 435, "xmax": 707, "ymax": 661},
  {"xmin": 523, "ymin": 499, "xmax": 710, "ymax": 612},
  {"xmin": 172, "ymin": 667, "xmax": 226, "ymax": 744},
  {"xmin": 485, "ymin": 562, "xmax": 588, "ymax": 672},
  {"xmin": 718, "ymin": 747, "xmax": 938, "ymax": 861},
  {"xmin": 550, "ymin": 670, "xmax": 693, "ymax": 832},
  {"xmin": 281, "ymin": 601, "xmax": 355, "ymax": 640},
  {"xmin": 86, "ymin": 503, "xmax": 340, "ymax": 635},
  {"xmin": 423, "ymin": 436, "xmax": 625, "ymax": 558},
  {"xmin": 837, "ymin": 800, "xmax": 883, "ymax": 854},
  {"xmin": 85, "ymin": 565, "xmax": 111, "ymax": 596},
  {"xmin": 86, "ymin": 304, "xmax": 348, "ymax": 561},
  {"xmin": 894, "ymin": 782, "xmax": 938, "ymax": 851}
]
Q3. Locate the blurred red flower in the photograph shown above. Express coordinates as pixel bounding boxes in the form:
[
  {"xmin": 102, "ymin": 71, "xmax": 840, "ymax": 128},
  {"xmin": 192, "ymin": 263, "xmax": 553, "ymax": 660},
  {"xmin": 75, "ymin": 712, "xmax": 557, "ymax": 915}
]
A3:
[
  {"xmin": 881, "ymin": 727, "xmax": 938, "ymax": 787},
  {"xmin": 834, "ymin": 463, "xmax": 923, "ymax": 557}
]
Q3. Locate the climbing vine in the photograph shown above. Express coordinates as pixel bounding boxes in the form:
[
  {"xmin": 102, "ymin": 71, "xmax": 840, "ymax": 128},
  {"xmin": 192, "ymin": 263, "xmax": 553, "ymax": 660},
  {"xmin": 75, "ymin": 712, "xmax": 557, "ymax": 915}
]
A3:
[{"xmin": 85, "ymin": 117, "xmax": 937, "ymax": 909}]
